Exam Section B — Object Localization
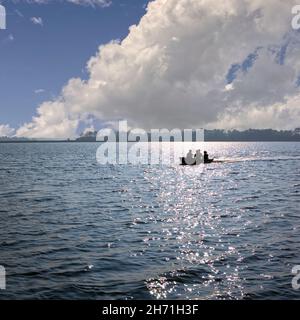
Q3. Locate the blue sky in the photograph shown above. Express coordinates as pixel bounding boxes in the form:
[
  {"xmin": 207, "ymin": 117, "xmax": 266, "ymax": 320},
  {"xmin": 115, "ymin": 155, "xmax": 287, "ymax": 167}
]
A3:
[{"xmin": 0, "ymin": 0, "xmax": 149, "ymax": 129}]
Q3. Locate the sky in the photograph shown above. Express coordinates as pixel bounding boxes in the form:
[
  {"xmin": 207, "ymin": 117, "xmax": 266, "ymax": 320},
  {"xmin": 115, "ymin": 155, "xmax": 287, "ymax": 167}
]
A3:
[
  {"xmin": 0, "ymin": 0, "xmax": 148, "ymax": 136},
  {"xmin": 0, "ymin": 0, "xmax": 300, "ymax": 138}
]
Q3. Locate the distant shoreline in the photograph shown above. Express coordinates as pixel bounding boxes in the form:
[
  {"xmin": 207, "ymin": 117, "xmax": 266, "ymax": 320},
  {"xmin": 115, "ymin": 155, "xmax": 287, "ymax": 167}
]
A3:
[{"xmin": 2, "ymin": 129, "xmax": 300, "ymax": 143}]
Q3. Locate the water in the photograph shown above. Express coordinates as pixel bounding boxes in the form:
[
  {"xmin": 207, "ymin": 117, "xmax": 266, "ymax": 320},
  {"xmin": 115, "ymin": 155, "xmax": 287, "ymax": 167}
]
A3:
[{"xmin": 0, "ymin": 142, "xmax": 299, "ymax": 300}]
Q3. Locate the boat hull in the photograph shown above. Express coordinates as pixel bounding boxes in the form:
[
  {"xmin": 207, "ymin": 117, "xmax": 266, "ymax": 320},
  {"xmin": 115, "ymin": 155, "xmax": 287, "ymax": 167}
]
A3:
[{"xmin": 180, "ymin": 157, "xmax": 214, "ymax": 165}]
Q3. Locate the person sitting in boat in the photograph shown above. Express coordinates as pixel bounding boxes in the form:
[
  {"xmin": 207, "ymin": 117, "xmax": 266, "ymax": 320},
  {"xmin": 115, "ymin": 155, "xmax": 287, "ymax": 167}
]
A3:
[
  {"xmin": 195, "ymin": 150, "xmax": 203, "ymax": 165},
  {"xmin": 203, "ymin": 151, "xmax": 209, "ymax": 163},
  {"xmin": 185, "ymin": 150, "xmax": 195, "ymax": 165}
]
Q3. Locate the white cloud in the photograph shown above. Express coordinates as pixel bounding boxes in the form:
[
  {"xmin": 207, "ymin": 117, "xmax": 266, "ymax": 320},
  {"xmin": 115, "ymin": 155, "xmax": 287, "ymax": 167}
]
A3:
[
  {"xmin": 207, "ymin": 94, "xmax": 300, "ymax": 130},
  {"xmin": 15, "ymin": 9, "xmax": 24, "ymax": 18},
  {"xmin": 83, "ymin": 124, "xmax": 95, "ymax": 134},
  {"xmin": 18, "ymin": 0, "xmax": 112, "ymax": 7},
  {"xmin": 66, "ymin": 0, "xmax": 111, "ymax": 7},
  {"xmin": 16, "ymin": 0, "xmax": 300, "ymax": 138},
  {"xmin": 1, "ymin": 33, "xmax": 14, "ymax": 44},
  {"xmin": 34, "ymin": 88, "xmax": 45, "ymax": 94},
  {"xmin": 30, "ymin": 16, "xmax": 43, "ymax": 26},
  {"xmin": 16, "ymin": 100, "xmax": 80, "ymax": 139},
  {"xmin": 0, "ymin": 124, "xmax": 15, "ymax": 137}
]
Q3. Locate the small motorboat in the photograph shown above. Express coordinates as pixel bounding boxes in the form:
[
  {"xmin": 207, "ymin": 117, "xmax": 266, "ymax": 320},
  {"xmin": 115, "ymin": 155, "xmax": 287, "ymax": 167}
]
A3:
[{"xmin": 180, "ymin": 157, "xmax": 214, "ymax": 166}]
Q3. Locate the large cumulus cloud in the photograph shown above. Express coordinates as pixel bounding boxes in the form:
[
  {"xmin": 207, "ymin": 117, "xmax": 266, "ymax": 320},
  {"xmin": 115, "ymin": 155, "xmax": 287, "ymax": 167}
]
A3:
[{"xmin": 16, "ymin": 0, "xmax": 300, "ymax": 138}]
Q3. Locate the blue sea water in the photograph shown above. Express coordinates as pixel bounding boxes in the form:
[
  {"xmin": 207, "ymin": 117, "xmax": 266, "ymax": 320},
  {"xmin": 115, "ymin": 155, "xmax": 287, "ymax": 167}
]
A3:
[{"xmin": 0, "ymin": 142, "xmax": 299, "ymax": 300}]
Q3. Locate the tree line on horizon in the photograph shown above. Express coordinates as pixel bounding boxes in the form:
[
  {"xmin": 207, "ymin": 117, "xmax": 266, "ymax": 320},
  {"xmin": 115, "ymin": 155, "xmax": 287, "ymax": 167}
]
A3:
[
  {"xmin": 76, "ymin": 128, "xmax": 300, "ymax": 142},
  {"xmin": 1, "ymin": 128, "xmax": 300, "ymax": 142}
]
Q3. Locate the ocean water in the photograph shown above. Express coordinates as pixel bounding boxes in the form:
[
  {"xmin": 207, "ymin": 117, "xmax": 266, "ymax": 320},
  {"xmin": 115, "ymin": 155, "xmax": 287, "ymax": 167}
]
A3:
[{"xmin": 0, "ymin": 142, "xmax": 299, "ymax": 300}]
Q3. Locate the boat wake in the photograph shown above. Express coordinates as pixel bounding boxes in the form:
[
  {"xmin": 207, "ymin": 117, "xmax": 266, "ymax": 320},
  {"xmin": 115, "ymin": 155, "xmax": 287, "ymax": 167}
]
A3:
[{"xmin": 213, "ymin": 156, "xmax": 300, "ymax": 164}]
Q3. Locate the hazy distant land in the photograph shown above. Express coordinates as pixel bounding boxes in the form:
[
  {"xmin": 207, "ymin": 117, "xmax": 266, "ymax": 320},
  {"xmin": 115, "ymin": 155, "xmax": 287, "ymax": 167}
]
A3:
[{"xmin": 1, "ymin": 128, "xmax": 300, "ymax": 143}]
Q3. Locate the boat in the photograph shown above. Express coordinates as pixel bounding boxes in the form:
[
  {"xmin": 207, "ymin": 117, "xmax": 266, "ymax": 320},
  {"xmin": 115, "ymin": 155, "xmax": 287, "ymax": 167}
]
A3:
[{"xmin": 180, "ymin": 157, "xmax": 214, "ymax": 166}]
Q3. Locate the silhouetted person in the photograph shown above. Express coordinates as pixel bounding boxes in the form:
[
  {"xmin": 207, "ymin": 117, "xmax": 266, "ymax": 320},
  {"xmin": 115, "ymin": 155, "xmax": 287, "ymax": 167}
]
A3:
[
  {"xmin": 186, "ymin": 150, "xmax": 195, "ymax": 165},
  {"xmin": 195, "ymin": 150, "xmax": 203, "ymax": 165},
  {"xmin": 204, "ymin": 151, "xmax": 209, "ymax": 163}
]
